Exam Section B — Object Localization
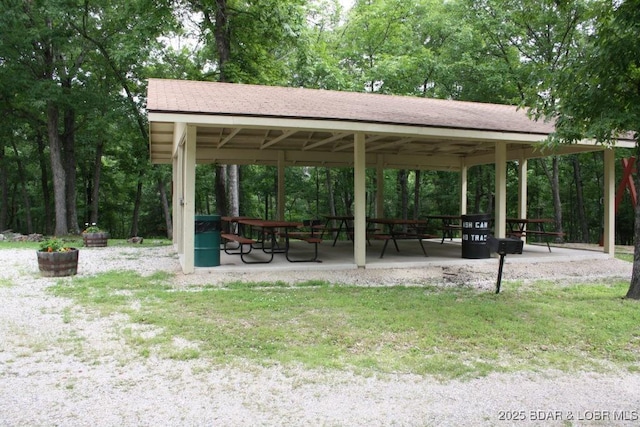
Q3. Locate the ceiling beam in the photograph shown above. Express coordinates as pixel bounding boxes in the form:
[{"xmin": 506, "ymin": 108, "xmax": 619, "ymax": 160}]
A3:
[
  {"xmin": 261, "ymin": 130, "xmax": 298, "ymax": 149},
  {"xmin": 367, "ymin": 137, "xmax": 415, "ymax": 153},
  {"xmin": 302, "ymin": 132, "xmax": 351, "ymax": 150}
]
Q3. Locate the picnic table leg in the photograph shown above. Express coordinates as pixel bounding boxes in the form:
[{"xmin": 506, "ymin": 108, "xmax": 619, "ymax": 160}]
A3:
[
  {"xmin": 387, "ymin": 225, "xmax": 400, "ymax": 252},
  {"xmin": 240, "ymin": 237, "xmax": 274, "ymax": 264},
  {"xmin": 332, "ymin": 219, "xmax": 344, "ymax": 246},
  {"xmin": 379, "ymin": 238, "xmax": 390, "ymax": 258},
  {"xmin": 223, "ymin": 239, "xmax": 254, "ymax": 255},
  {"xmin": 440, "ymin": 219, "xmax": 457, "ymax": 244},
  {"xmin": 418, "ymin": 238, "xmax": 428, "ymax": 257},
  {"xmin": 285, "ymin": 236, "xmax": 322, "ymax": 263}
]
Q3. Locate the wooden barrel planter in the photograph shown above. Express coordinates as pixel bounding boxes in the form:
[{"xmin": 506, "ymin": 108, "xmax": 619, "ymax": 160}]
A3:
[
  {"xmin": 83, "ymin": 232, "xmax": 109, "ymax": 247},
  {"xmin": 37, "ymin": 249, "xmax": 79, "ymax": 277}
]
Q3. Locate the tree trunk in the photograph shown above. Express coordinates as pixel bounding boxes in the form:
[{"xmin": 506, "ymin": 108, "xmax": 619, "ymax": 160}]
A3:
[
  {"xmin": 413, "ymin": 170, "xmax": 421, "ymax": 219},
  {"xmin": 62, "ymin": 104, "xmax": 80, "ymax": 234},
  {"xmin": 473, "ymin": 166, "xmax": 483, "ymax": 213},
  {"xmin": 326, "ymin": 168, "xmax": 336, "ymax": 231},
  {"xmin": 215, "ymin": 164, "xmax": 228, "ymax": 216},
  {"xmin": 47, "ymin": 103, "xmax": 68, "ymax": 236},
  {"xmin": 215, "ymin": 0, "xmax": 231, "ymax": 82},
  {"xmin": 571, "ymin": 155, "xmax": 589, "ymax": 242},
  {"xmin": 626, "ymin": 139, "xmax": 640, "ymax": 299},
  {"xmin": 90, "ymin": 138, "xmax": 104, "ymax": 225},
  {"xmin": 550, "ymin": 157, "xmax": 565, "ymax": 241},
  {"xmin": 211, "ymin": 0, "xmax": 234, "ymax": 216},
  {"xmin": 0, "ymin": 141, "xmax": 7, "ymax": 231},
  {"xmin": 397, "ymin": 169, "xmax": 408, "ymax": 219},
  {"xmin": 129, "ymin": 170, "xmax": 144, "ymax": 237},
  {"xmin": 229, "ymin": 164, "xmax": 239, "ymax": 216},
  {"xmin": 342, "ymin": 169, "xmax": 353, "ymax": 216},
  {"xmin": 36, "ymin": 133, "xmax": 53, "ymax": 235},
  {"xmin": 158, "ymin": 177, "xmax": 173, "ymax": 240},
  {"xmin": 540, "ymin": 157, "xmax": 565, "ymax": 241},
  {"xmin": 10, "ymin": 140, "xmax": 33, "ymax": 234}
]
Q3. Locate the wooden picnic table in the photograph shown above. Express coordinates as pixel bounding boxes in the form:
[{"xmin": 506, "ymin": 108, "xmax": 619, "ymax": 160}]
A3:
[
  {"xmin": 322, "ymin": 215, "xmax": 354, "ymax": 246},
  {"xmin": 221, "ymin": 216, "xmax": 257, "ymax": 234},
  {"xmin": 237, "ymin": 218, "xmax": 302, "ymax": 251},
  {"xmin": 366, "ymin": 218, "xmax": 435, "ymax": 258},
  {"xmin": 224, "ymin": 218, "xmax": 322, "ymax": 263},
  {"xmin": 506, "ymin": 218, "xmax": 562, "ymax": 252},
  {"xmin": 425, "ymin": 214, "xmax": 462, "ymax": 243},
  {"xmin": 506, "ymin": 217, "xmax": 553, "ymax": 233}
]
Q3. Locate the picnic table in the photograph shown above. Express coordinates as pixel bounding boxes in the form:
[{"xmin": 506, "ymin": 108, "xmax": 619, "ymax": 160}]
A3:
[
  {"xmin": 506, "ymin": 218, "xmax": 564, "ymax": 252},
  {"xmin": 366, "ymin": 218, "xmax": 437, "ymax": 258},
  {"xmin": 221, "ymin": 218, "xmax": 321, "ymax": 263},
  {"xmin": 425, "ymin": 214, "xmax": 462, "ymax": 243},
  {"xmin": 221, "ymin": 216, "xmax": 257, "ymax": 234},
  {"xmin": 321, "ymin": 215, "xmax": 354, "ymax": 246}
]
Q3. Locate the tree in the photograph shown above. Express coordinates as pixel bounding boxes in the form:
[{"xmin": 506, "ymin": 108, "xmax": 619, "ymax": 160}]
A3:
[
  {"xmin": 461, "ymin": 0, "xmax": 591, "ymax": 241},
  {"xmin": 0, "ymin": 0, "xmax": 176, "ymax": 237},
  {"xmin": 552, "ymin": 0, "xmax": 640, "ymax": 298}
]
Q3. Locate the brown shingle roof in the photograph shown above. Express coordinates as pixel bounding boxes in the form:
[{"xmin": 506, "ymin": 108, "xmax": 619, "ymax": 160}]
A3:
[{"xmin": 147, "ymin": 78, "xmax": 555, "ymax": 135}]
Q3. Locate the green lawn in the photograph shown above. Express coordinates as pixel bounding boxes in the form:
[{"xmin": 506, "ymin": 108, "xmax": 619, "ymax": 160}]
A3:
[
  {"xmin": 49, "ymin": 271, "xmax": 640, "ymax": 379},
  {"xmin": 0, "ymin": 238, "xmax": 171, "ymax": 250}
]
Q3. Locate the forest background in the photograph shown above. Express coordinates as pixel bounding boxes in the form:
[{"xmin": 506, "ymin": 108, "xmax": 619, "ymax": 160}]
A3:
[{"xmin": 0, "ymin": 0, "xmax": 636, "ymax": 247}]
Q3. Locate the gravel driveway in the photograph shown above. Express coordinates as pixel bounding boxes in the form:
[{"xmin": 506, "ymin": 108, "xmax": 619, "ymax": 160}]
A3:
[{"xmin": 1, "ymin": 245, "xmax": 639, "ymax": 426}]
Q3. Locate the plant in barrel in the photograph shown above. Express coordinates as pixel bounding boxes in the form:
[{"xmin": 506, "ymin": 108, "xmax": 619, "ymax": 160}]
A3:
[
  {"xmin": 37, "ymin": 237, "xmax": 79, "ymax": 277},
  {"xmin": 82, "ymin": 223, "xmax": 109, "ymax": 247}
]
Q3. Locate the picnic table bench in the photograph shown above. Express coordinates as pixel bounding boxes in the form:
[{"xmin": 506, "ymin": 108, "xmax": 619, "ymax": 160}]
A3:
[
  {"xmin": 221, "ymin": 232, "xmax": 271, "ymax": 264},
  {"xmin": 284, "ymin": 220, "xmax": 323, "ymax": 262}
]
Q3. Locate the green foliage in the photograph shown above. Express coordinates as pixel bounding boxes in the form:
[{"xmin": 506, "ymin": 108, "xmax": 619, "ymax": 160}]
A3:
[
  {"xmin": 553, "ymin": 0, "xmax": 640, "ymax": 144},
  {"xmin": 461, "ymin": 0, "xmax": 590, "ymax": 113},
  {"xmin": 38, "ymin": 237, "xmax": 74, "ymax": 252},
  {"xmin": 82, "ymin": 223, "xmax": 103, "ymax": 233},
  {"xmin": 0, "ymin": 0, "xmax": 634, "ymax": 246},
  {"xmin": 51, "ymin": 273, "xmax": 640, "ymax": 378}
]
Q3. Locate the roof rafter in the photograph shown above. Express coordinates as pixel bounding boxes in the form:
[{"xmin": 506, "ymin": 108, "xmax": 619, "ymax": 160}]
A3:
[
  {"xmin": 302, "ymin": 132, "xmax": 351, "ymax": 151},
  {"xmin": 261, "ymin": 130, "xmax": 298, "ymax": 150},
  {"xmin": 334, "ymin": 135, "xmax": 387, "ymax": 152},
  {"xmin": 217, "ymin": 127, "xmax": 242, "ymax": 148},
  {"xmin": 367, "ymin": 138, "xmax": 415, "ymax": 153}
]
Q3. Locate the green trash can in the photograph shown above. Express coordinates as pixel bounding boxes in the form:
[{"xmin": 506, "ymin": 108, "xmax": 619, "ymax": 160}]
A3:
[{"xmin": 194, "ymin": 214, "xmax": 221, "ymax": 267}]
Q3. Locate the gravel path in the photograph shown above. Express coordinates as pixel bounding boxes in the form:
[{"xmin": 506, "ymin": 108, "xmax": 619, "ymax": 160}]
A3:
[{"xmin": 1, "ymin": 245, "xmax": 639, "ymax": 426}]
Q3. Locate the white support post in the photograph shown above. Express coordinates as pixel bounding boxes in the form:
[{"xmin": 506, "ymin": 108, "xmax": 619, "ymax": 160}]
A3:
[
  {"xmin": 495, "ymin": 143, "xmax": 507, "ymax": 238},
  {"xmin": 460, "ymin": 159, "xmax": 468, "ymax": 215},
  {"xmin": 518, "ymin": 154, "xmax": 528, "ymax": 219},
  {"xmin": 354, "ymin": 133, "xmax": 367, "ymax": 267},
  {"xmin": 181, "ymin": 125, "xmax": 197, "ymax": 273},
  {"xmin": 173, "ymin": 123, "xmax": 186, "ymax": 256},
  {"xmin": 173, "ymin": 153, "xmax": 180, "ymax": 251},
  {"xmin": 277, "ymin": 151, "xmax": 285, "ymax": 221},
  {"xmin": 603, "ymin": 148, "xmax": 615, "ymax": 255}
]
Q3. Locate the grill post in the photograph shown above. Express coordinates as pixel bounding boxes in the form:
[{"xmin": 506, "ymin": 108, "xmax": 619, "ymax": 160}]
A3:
[
  {"xmin": 495, "ymin": 253, "xmax": 506, "ymax": 294},
  {"xmin": 487, "ymin": 235, "xmax": 524, "ymax": 294}
]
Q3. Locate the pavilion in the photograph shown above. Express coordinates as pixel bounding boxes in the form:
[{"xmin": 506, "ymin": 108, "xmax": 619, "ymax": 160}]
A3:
[{"xmin": 146, "ymin": 78, "xmax": 634, "ymax": 273}]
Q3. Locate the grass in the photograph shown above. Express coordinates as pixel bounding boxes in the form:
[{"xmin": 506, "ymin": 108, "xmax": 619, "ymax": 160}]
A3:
[
  {"xmin": 0, "ymin": 278, "xmax": 14, "ymax": 288},
  {"xmin": 49, "ymin": 271, "xmax": 640, "ymax": 380},
  {"xmin": 616, "ymin": 253, "xmax": 634, "ymax": 263},
  {"xmin": 0, "ymin": 238, "xmax": 172, "ymax": 250}
]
